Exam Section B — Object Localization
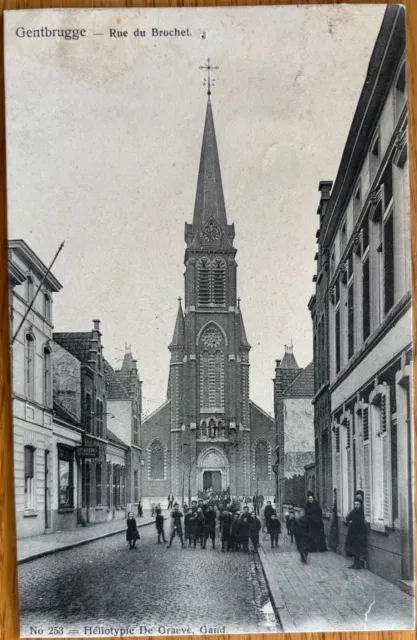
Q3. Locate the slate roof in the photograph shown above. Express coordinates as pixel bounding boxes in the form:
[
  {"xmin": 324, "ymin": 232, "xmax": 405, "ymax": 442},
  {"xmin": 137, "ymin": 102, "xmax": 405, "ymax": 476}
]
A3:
[
  {"xmin": 193, "ymin": 99, "xmax": 227, "ymax": 228},
  {"xmin": 53, "ymin": 400, "xmax": 80, "ymax": 427},
  {"xmin": 104, "ymin": 359, "xmax": 130, "ymax": 400},
  {"xmin": 53, "ymin": 333, "xmax": 92, "ymax": 364},
  {"xmin": 239, "ymin": 310, "xmax": 251, "ymax": 349},
  {"xmin": 169, "ymin": 301, "xmax": 185, "ymax": 348},
  {"xmin": 283, "ymin": 361, "xmax": 314, "ymax": 397},
  {"xmin": 280, "ymin": 350, "xmax": 299, "ymax": 369},
  {"xmin": 107, "ymin": 428, "xmax": 128, "ymax": 449}
]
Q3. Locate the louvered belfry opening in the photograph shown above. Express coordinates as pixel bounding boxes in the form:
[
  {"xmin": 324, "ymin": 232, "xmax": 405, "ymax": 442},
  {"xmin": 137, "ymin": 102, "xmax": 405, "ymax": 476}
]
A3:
[{"xmin": 197, "ymin": 257, "xmax": 226, "ymax": 307}]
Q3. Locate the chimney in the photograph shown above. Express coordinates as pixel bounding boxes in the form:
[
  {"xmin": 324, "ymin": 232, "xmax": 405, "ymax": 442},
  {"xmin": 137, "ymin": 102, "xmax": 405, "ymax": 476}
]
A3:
[{"xmin": 93, "ymin": 319, "xmax": 100, "ymax": 331}]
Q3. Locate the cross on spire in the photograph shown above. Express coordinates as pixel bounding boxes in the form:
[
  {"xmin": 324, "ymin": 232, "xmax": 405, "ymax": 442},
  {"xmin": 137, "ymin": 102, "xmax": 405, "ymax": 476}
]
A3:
[
  {"xmin": 178, "ymin": 296, "xmax": 182, "ymax": 305},
  {"xmin": 199, "ymin": 58, "xmax": 219, "ymax": 97}
]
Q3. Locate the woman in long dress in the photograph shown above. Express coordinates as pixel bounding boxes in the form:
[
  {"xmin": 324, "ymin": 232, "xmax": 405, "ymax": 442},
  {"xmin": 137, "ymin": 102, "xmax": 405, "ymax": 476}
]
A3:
[
  {"xmin": 344, "ymin": 498, "xmax": 367, "ymax": 569},
  {"xmin": 304, "ymin": 491, "xmax": 327, "ymax": 552}
]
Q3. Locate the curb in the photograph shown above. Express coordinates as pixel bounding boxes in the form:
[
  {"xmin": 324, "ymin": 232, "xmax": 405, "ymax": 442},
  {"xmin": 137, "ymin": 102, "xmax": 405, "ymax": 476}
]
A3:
[{"xmin": 17, "ymin": 519, "xmax": 154, "ymax": 565}]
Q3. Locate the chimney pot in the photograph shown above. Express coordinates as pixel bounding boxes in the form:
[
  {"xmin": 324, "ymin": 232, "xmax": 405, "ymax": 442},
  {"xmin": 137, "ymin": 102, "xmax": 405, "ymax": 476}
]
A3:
[{"xmin": 93, "ymin": 319, "xmax": 100, "ymax": 331}]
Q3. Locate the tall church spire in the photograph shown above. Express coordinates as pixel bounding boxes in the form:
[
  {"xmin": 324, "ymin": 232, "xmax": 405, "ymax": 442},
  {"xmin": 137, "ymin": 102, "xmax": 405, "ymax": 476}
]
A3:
[{"xmin": 192, "ymin": 97, "xmax": 227, "ymax": 229}]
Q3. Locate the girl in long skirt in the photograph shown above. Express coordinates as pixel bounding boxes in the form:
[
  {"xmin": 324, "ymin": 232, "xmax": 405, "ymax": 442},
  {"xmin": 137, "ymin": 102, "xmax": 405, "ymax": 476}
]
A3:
[
  {"xmin": 344, "ymin": 499, "xmax": 367, "ymax": 569},
  {"xmin": 126, "ymin": 512, "xmax": 140, "ymax": 549}
]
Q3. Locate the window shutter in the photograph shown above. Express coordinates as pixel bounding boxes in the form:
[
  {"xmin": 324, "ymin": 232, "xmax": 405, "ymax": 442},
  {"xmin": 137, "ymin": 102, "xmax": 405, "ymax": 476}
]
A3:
[
  {"xmin": 362, "ymin": 407, "xmax": 371, "ymax": 520},
  {"xmin": 24, "ymin": 446, "xmax": 34, "ymax": 478},
  {"xmin": 380, "ymin": 390, "xmax": 392, "ymax": 526}
]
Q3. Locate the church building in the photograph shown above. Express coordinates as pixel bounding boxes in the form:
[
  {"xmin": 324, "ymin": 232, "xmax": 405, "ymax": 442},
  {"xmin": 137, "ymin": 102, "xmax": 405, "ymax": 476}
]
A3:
[{"xmin": 141, "ymin": 90, "xmax": 276, "ymax": 505}]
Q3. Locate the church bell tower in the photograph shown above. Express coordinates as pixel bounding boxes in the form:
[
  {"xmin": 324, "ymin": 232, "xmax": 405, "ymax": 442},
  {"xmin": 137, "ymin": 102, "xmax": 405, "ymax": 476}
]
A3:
[{"xmin": 168, "ymin": 60, "xmax": 252, "ymax": 498}]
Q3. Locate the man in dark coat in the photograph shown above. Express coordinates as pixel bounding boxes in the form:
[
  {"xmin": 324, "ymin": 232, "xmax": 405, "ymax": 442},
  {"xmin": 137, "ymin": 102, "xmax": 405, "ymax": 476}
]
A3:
[
  {"xmin": 249, "ymin": 512, "xmax": 262, "ymax": 548},
  {"xmin": 345, "ymin": 499, "xmax": 367, "ymax": 569},
  {"xmin": 167, "ymin": 503, "xmax": 185, "ymax": 548},
  {"xmin": 230, "ymin": 512, "xmax": 241, "ymax": 551},
  {"xmin": 155, "ymin": 506, "xmax": 166, "ymax": 544},
  {"xmin": 304, "ymin": 492, "xmax": 327, "ymax": 552},
  {"xmin": 126, "ymin": 512, "xmax": 140, "ymax": 549},
  {"xmin": 203, "ymin": 505, "xmax": 216, "ymax": 549},
  {"xmin": 184, "ymin": 507, "xmax": 196, "ymax": 547},
  {"xmin": 194, "ymin": 507, "xmax": 205, "ymax": 548},
  {"xmin": 293, "ymin": 515, "xmax": 312, "ymax": 563},
  {"xmin": 167, "ymin": 494, "xmax": 175, "ymax": 510},
  {"xmin": 252, "ymin": 493, "xmax": 260, "ymax": 516}
]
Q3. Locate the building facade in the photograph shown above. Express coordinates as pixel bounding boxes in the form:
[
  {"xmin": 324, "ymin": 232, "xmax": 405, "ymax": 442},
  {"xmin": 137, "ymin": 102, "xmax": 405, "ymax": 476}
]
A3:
[
  {"xmin": 141, "ymin": 95, "xmax": 276, "ymax": 506},
  {"xmin": 104, "ymin": 348, "xmax": 143, "ymax": 515},
  {"xmin": 311, "ymin": 5, "xmax": 412, "ymax": 587},
  {"xmin": 54, "ymin": 321, "xmax": 110, "ymax": 525},
  {"xmin": 274, "ymin": 347, "xmax": 314, "ymax": 511},
  {"xmin": 8, "ymin": 239, "xmax": 63, "ymax": 538}
]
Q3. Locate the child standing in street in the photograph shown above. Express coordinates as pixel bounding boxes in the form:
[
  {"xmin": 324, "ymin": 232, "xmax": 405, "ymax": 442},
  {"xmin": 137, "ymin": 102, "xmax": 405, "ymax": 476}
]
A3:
[
  {"xmin": 155, "ymin": 506, "xmax": 166, "ymax": 544},
  {"xmin": 126, "ymin": 512, "xmax": 140, "ymax": 549}
]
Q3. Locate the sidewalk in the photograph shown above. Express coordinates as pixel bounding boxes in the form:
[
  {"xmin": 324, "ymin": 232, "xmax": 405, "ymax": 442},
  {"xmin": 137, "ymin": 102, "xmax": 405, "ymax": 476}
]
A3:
[
  {"xmin": 17, "ymin": 512, "xmax": 154, "ymax": 564},
  {"xmin": 258, "ymin": 532, "xmax": 414, "ymax": 632}
]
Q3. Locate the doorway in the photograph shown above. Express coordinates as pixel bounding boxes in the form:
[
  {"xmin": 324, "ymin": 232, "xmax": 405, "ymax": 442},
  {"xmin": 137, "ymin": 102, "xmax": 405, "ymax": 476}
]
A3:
[{"xmin": 203, "ymin": 470, "xmax": 221, "ymax": 492}]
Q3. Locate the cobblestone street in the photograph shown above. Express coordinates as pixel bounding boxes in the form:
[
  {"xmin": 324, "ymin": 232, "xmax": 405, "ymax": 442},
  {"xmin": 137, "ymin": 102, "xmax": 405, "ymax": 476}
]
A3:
[{"xmin": 18, "ymin": 524, "xmax": 279, "ymax": 637}]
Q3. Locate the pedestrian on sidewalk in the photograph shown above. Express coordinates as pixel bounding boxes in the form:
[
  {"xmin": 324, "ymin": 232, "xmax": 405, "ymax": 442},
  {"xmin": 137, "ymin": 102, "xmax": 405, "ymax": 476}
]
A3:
[
  {"xmin": 167, "ymin": 503, "xmax": 185, "ymax": 548},
  {"xmin": 167, "ymin": 493, "xmax": 175, "ymax": 510},
  {"xmin": 126, "ymin": 512, "xmax": 140, "ymax": 549},
  {"xmin": 137, "ymin": 501, "xmax": 143, "ymax": 517},
  {"xmin": 263, "ymin": 500, "xmax": 275, "ymax": 531},
  {"xmin": 293, "ymin": 514, "xmax": 311, "ymax": 564},
  {"xmin": 344, "ymin": 499, "xmax": 367, "ymax": 570},
  {"xmin": 155, "ymin": 506, "xmax": 166, "ymax": 544},
  {"xmin": 268, "ymin": 513, "xmax": 281, "ymax": 548},
  {"xmin": 304, "ymin": 492, "xmax": 327, "ymax": 552}
]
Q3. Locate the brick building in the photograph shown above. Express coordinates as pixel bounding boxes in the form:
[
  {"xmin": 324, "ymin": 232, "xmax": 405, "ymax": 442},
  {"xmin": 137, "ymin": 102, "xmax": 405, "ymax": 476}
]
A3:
[
  {"xmin": 54, "ymin": 321, "xmax": 110, "ymax": 525},
  {"xmin": 273, "ymin": 346, "xmax": 314, "ymax": 511},
  {"xmin": 141, "ymin": 95, "xmax": 276, "ymax": 506},
  {"xmin": 310, "ymin": 5, "xmax": 412, "ymax": 588}
]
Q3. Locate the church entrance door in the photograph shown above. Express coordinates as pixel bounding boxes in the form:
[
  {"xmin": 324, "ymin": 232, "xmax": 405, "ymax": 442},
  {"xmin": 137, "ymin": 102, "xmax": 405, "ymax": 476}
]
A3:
[{"xmin": 203, "ymin": 470, "xmax": 221, "ymax": 492}]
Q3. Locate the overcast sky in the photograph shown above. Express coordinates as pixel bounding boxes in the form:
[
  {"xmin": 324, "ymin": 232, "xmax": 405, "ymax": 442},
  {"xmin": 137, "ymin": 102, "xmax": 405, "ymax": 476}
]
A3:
[{"xmin": 5, "ymin": 5, "xmax": 385, "ymax": 417}]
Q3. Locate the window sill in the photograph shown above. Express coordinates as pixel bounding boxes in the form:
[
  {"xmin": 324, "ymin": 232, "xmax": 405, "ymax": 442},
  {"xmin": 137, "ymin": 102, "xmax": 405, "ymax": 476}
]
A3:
[
  {"xmin": 58, "ymin": 507, "xmax": 75, "ymax": 513},
  {"xmin": 23, "ymin": 510, "xmax": 38, "ymax": 518},
  {"xmin": 370, "ymin": 522, "xmax": 389, "ymax": 535}
]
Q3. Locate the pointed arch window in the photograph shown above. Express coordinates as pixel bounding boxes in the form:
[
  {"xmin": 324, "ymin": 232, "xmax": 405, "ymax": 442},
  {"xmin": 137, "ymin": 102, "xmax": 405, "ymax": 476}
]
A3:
[
  {"xmin": 199, "ymin": 326, "xmax": 224, "ymax": 412},
  {"xmin": 149, "ymin": 441, "xmax": 165, "ymax": 479},
  {"xmin": 197, "ymin": 257, "xmax": 226, "ymax": 307},
  {"xmin": 255, "ymin": 441, "xmax": 269, "ymax": 480}
]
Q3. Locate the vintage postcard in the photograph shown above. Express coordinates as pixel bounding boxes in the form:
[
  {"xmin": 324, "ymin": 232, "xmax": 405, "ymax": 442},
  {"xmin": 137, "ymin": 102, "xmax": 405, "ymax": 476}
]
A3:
[{"xmin": 4, "ymin": 4, "xmax": 413, "ymax": 637}]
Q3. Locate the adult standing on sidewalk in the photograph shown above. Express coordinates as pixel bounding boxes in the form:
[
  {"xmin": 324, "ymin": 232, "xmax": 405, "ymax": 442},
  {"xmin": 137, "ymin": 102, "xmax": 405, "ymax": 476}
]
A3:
[
  {"xmin": 263, "ymin": 500, "xmax": 275, "ymax": 531},
  {"xmin": 293, "ymin": 514, "xmax": 312, "ymax": 563},
  {"xmin": 304, "ymin": 491, "xmax": 327, "ymax": 552},
  {"xmin": 167, "ymin": 493, "xmax": 175, "ymax": 510},
  {"xmin": 344, "ymin": 499, "xmax": 368, "ymax": 569}
]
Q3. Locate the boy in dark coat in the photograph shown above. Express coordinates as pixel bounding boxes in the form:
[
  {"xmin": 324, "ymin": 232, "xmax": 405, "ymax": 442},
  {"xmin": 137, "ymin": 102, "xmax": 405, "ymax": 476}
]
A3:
[
  {"xmin": 230, "ymin": 513, "xmax": 241, "ymax": 551},
  {"xmin": 167, "ymin": 503, "xmax": 185, "ymax": 548},
  {"xmin": 249, "ymin": 512, "xmax": 262, "ymax": 549},
  {"xmin": 293, "ymin": 515, "xmax": 312, "ymax": 563},
  {"xmin": 239, "ymin": 507, "xmax": 252, "ymax": 552},
  {"xmin": 203, "ymin": 505, "xmax": 216, "ymax": 549},
  {"xmin": 155, "ymin": 506, "xmax": 166, "ymax": 544},
  {"xmin": 126, "ymin": 512, "xmax": 140, "ymax": 549},
  {"xmin": 268, "ymin": 513, "xmax": 281, "ymax": 548},
  {"xmin": 287, "ymin": 511, "xmax": 295, "ymax": 543},
  {"xmin": 263, "ymin": 501, "xmax": 275, "ymax": 530},
  {"xmin": 184, "ymin": 507, "xmax": 196, "ymax": 547},
  {"xmin": 345, "ymin": 499, "xmax": 367, "ymax": 569},
  {"xmin": 219, "ymin": 508, "xmax": 232, "ymax": 552},
  {"xmin": 194, "ymin": 507, "xmax": 205, "ymax": 548}
]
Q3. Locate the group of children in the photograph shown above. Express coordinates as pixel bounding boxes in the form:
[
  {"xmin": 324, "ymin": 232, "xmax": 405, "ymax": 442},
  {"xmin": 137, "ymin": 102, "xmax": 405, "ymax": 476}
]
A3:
[{"xmin": 154, "ymin": 499, "xmax": 285, "ymax": 551}]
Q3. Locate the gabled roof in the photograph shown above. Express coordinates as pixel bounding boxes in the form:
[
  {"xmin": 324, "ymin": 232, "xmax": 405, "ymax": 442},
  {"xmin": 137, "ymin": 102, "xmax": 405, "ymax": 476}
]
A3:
[
  {"xmin": 107, "ymin": 428, "xmax": 128, "ymax": 449},
  {"xmin": 53, "ymin": 333, "xmax": 92, "ymax": 364},
  {"xmin": 104, "ymin": 359, "xmax": 130, "ymax": 400},
  {"xmin": 53, "ymin": 400, "xmax": 80, "ymax": 427},
  {"xmin": 193, "ymin": 98, "xmax": 227, "ymax": 229},
  {"xmin": 283, "ymin": 361, "xmax": 314, "ymax": 397}
]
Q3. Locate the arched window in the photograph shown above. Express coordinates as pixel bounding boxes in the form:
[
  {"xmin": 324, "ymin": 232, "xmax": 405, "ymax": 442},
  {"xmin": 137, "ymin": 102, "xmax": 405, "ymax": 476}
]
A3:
[
  {"xmin": 255, "ymin": 441, "xmax": 269, "ymax": 480},
  {"xmin": 149, "ymin": 441, "xmax": 165, "ymax": 479},
  {"xmin": 197, "ymin": 257, "xmax": 226, "ymax": 307},
  {"xmin": 199, "ymin": 326, "xmax": 224, "ymax": 412},
  {"xmin": 198, "ymin": 258, "xmax": 211, "ymax": 306},
  {"xmin": 25, "ymin": 332, "xmax": 35, "ymax": 400}
]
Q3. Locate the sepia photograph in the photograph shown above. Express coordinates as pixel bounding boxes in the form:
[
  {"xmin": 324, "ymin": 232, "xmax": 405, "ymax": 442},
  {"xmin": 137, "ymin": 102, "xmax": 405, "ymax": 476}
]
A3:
[{"xmin": 4, "ymin": 3, "xmax": 414, "ymax": 636}]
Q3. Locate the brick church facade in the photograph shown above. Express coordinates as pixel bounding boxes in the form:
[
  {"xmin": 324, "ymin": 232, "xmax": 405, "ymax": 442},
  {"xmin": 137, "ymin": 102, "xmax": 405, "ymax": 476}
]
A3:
[{"xmin": 141, "ymin": 95, "xmax": 276, "ymax": 505}]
